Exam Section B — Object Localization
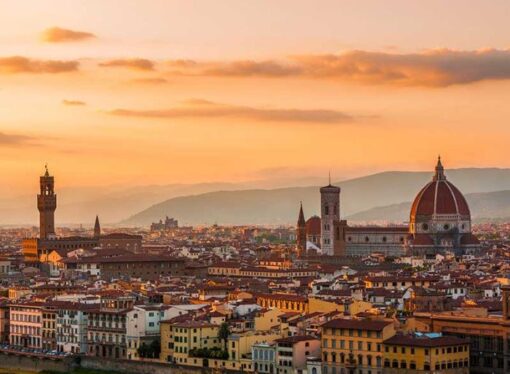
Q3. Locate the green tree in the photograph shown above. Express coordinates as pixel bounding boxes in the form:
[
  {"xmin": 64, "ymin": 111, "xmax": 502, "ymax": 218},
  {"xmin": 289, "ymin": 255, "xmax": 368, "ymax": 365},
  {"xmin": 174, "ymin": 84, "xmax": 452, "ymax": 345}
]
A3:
[{"xmin": 218, "ymin": 322, "xmax": 230, "ymax": 351}]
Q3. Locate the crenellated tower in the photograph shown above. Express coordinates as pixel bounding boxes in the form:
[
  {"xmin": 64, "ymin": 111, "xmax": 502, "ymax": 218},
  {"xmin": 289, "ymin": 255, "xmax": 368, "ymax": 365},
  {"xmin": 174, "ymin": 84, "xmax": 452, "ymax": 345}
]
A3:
[{"xmin": 37, "ymin": 165, "xmax": 57, "ymax": 239}]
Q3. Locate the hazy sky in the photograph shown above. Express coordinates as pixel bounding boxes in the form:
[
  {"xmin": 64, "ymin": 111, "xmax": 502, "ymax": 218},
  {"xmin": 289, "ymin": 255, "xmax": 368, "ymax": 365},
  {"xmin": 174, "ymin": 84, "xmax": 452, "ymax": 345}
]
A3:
[{"xmin": 2, "ymin": 0, "xmax": 510, "ymax": 195}]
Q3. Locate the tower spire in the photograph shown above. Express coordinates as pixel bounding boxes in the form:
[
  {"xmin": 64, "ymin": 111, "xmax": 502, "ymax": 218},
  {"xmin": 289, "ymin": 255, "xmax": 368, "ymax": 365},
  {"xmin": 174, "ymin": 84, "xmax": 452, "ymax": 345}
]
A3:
[
  {"xmin": 296, "ymin": 201, "xmax": 306, "ymax": 256},
  {"xmin": 434, "ymin": 155, "xmax": 445, "ymax": 181},
  {"xmin": 298, "ymin": 201, "xmax": 305, "ymax": 225},
  {"xmin": 94, "ymin": 215, "xmax": 101, "ymax": 239},
  {"xmin": 328, "ymin": 170, "xmax": 331, "ymax": 186}
]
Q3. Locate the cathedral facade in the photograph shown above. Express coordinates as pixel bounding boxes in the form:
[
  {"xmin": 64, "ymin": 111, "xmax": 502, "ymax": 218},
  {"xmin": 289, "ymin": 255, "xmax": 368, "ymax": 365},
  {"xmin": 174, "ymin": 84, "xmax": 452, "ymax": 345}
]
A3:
[{"xmin": 297, "ymin": 158, "xmax": 480, "ymax": 257}]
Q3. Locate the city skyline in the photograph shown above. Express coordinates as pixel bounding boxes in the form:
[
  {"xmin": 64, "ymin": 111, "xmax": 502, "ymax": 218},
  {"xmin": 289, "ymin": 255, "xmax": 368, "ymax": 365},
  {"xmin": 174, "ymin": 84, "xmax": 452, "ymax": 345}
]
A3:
[{"xmin": 2, "ymin": 1, "xmax": 510, "ymax": 195}]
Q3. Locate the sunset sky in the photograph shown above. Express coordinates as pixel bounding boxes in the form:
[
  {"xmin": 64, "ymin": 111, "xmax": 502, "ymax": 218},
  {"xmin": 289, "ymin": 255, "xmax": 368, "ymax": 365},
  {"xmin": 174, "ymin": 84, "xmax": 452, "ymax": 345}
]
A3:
[{"xmin": 2, "ymin": 0, "xmax": 510, "ymax": 196}]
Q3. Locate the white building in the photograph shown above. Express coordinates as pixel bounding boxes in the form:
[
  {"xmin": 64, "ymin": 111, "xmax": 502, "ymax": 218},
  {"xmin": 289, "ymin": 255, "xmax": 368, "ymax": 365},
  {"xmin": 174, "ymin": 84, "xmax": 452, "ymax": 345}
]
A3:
[
  {"xmin": 126, "ymin": 304, "xmax": 170, "ymax": 360},
  {"xmin": 56, "ymin": 302, "xmax": 94, "ymax": 354}
]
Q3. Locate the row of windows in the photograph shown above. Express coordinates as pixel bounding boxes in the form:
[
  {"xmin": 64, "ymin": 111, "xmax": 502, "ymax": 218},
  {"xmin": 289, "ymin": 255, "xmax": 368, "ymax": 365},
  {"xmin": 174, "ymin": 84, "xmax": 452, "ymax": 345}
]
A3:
[
  {"xmin": 324, "ymin": 339, "xmax": 381, "ymax": 352},
  {"xmin": 253, "ymin": 349, "xmax": 275, "ymax": 361},
  {"xmin": 11, "ymin": 313, "xmax": 41, "ymax": 323},
  {"xmin": 89, "ymin": 321, "xmax": 126, "ymax": 329},
  {"xmin": 11, "ymin": 325, "xmax": 41, "ymax": 335},
  {"xmin": 88, "ymin": 332, "xmax": 126, "ymax": 344},
  {"xmin": 384, "ymin": 358, "xmax": 468, "ymax": 370},
  {"xmin": 324, "ymin": 329, "xmax": 383, "ymax": 339},
  {"xmin": 347, "ymin": 236, "xmax": 403, "ymax": 243},
  {"xmin": 324, "ymin": 352, "xmax": 382, "ymax": 367},
  {"xmin": 10, "ymin": 335, "xmax": 40, "ymax": 347},
  {"xmin": 385, "ymin": 345, "xmax": 467, "ymax": 354}
]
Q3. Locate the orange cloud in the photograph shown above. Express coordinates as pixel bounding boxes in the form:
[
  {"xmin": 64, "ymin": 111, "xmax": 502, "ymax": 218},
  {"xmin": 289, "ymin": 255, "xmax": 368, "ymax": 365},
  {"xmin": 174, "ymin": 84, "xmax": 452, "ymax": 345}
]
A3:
[
  {"xmin": 62, "ymin": 99, "xmax": 86, "ymax": 106},
  {"xmin": 166, "ymin": 49, "xmax": 510, "ymax": 87},
  {"xmin": 41, "ymin": 27, "xmax": 96, "ymax": 42},
  {"xmin": 99, "ymin": 58, "xmax": 154, "ymax": 71},
  {"xmin": 106, "ymin": 99, "xmax": 355, "ymax": 124},
  {"xmin": 0, "ymin": 56, "xmax": 79, "ymax": 74},
  {"xmin": 129, "ymin": 77, "xmax": 168, "ymax": 84},
  {"xmin": 0, "ymin": 132, "xmax": 37, "ymax": 146}
]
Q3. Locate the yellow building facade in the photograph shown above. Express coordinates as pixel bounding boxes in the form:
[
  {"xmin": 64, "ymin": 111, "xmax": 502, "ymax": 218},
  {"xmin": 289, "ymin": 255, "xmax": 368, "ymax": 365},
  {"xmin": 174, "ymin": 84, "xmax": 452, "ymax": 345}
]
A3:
[
  {"xmin": 160, "ymin": 320, "xmax": 221, "ymax": 364},
  {"xmin": 321, "ymin": 318, "xmax": 396, "ymax": 373},
  {"xmin": 383, "ymin": 333, "xmax": 470, "ymax": 373}
]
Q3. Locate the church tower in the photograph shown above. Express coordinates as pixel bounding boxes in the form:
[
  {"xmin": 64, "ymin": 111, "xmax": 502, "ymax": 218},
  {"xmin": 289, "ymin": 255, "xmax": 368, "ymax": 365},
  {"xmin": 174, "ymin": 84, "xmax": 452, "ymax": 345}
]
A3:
[
  {"xmin": 94, "ymin": 215, "xmax": 101, "ymax": 239},
  {"xmin": 37, "ymin": 165, "xmax": 57, "ymax": 239},
  {"xmin": 320, "ymin": 175, "xmax": 340, "ymax": 255},
  {"xmin": 296, "ymin": 202, "xmax": 307, "ymax": 256}
]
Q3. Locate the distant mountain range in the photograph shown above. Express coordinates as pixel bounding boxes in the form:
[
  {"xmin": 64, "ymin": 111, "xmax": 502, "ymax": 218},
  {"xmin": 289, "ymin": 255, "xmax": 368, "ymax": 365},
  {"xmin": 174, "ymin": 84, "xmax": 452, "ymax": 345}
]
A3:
[
  {"xmin": 123, "ymin": 168, "xmax": 510, "ymax": 226},
  {"xmin": 0, "ymin": 176, "xmax": 327, "ymax": 226},
  {"xmin": 4, "ymin": 168, "xmax": 510, "ymax": 226}
]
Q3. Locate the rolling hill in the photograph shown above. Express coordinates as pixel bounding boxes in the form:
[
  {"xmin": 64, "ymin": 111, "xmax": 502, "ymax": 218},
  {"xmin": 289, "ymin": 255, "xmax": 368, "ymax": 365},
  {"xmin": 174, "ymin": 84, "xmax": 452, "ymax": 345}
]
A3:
[{"xmin": 123, "ymin": 168, "xmax": 510, "ymax": 226}]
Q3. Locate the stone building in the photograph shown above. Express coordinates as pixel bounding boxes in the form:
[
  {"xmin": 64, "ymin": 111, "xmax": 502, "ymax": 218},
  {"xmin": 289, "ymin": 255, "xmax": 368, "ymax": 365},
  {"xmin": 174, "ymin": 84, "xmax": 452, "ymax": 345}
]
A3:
[
  {"xmin": 410, "ymin": 285, "xmax": 510, "ymax": 374},
  {"xmin": 407, "ymin": 157, "xmax": 480, "ymax": 256},
  {"xmin": 298, "ymin": 158, "xmax": 480, "ymax": 257},
  {"xmin": 320, "ymin": 181, "xmax": 340, "ymax": 255},
  {"xmin": 9, "ymin": 301, "xmax": 45, "ymax": 348},
  {"xmin": 99, "ymin": 254, "xmax": 186, "ymax": 281},
  {"xmin": 321, "ymin": 318, "xmax": 395, "ymax": 374},
  {"xmin": 87, "ymin": 296, "xmax": 134, "ymax": 359},
  {"xmin": 99, "ymin": 233, "xmax": 143, "ymax": 254},
  {"xmin": 383, "ymin": 333, "xmax": 469, "ymax": 373}
]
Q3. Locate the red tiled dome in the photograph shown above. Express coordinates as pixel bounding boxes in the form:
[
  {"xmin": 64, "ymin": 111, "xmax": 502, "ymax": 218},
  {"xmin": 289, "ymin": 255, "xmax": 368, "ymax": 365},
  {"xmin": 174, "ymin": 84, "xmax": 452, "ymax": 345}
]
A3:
[
  {"xmin": 306, "ymin": 216, "xmax": 321, "ymax": 236},
  {"xmin": 410, "ymin": 158, "xmax": 470, "ymax": 221}
]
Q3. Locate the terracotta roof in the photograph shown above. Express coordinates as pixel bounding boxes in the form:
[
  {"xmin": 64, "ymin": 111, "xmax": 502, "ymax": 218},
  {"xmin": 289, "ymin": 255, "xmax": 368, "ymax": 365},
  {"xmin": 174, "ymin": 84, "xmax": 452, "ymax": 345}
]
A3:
[
  {"xmin": 384, "ymin": 333, "xmax": 469, "ymax": 347},
  {"xmin": 306, "ymin": 216, "xmax": 321, "ymax": 236},
  {"xmin": 257, "ymin": 293, "xmax": 307, "ymax": 302},
  {"xmin": 410, "ymin": 164, "xmax": 470, "ymax": 220},
  {"xmin": 321, "ymin": 318, "xmax": 392, "ymax": 331},
  {"xmin": 274, "ymin": 335, "xmax": 318, "ymax": 344}
]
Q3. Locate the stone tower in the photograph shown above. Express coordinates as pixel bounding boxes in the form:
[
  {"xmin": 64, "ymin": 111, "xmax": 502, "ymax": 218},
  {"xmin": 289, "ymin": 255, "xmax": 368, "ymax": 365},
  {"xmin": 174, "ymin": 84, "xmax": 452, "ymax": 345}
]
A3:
[
  {"xmin": 94, "ymin": 215, "xmax": 101, "ymax": 239},
  {"xmin": 296, "ymin": 202, "xmax": 307, "ymax": 256},
  {"xmin": 37, "ymin": 165, "xmax": 57, "ymax": 239},
  {"xmin": 320, "ymin": 176, "xmax": 340, "ymax": 255}
]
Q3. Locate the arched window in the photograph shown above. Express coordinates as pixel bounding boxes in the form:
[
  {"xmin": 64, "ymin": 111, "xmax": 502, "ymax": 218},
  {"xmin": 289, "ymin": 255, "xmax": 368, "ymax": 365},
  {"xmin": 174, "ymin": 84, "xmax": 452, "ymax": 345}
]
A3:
[{"xmin": 312, "ymin": 368, "xmax": 317, "ymax": 374}]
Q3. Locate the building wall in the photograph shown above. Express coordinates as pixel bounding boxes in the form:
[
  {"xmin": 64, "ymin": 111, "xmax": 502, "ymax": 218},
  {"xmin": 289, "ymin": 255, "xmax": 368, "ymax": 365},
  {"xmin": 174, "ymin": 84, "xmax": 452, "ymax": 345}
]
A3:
[
  {"xmin": 383, "ymin": 341, "xmax": 469, "ymax": 373},
  {"xmin": 100, "ymin": 259, "xmax": 185, "ymax": 281},
  {"xmin": 345, "ymin": 230, "xmax": 407, "ymax": 257},
  {"xmin": 320, "ymin": 186, "xmax": 340, "ymax": 256},
  {"xmin": 9, "ymin": 304, "xmax": 43, "ymax": 349},
  {"xmin": 322, "ymin": 323, "xmax": 395, "ymax": 374}
]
